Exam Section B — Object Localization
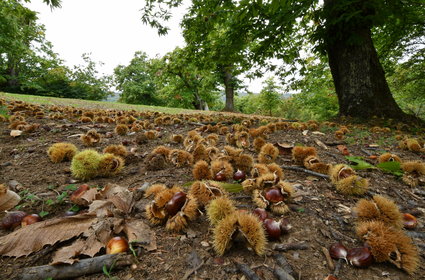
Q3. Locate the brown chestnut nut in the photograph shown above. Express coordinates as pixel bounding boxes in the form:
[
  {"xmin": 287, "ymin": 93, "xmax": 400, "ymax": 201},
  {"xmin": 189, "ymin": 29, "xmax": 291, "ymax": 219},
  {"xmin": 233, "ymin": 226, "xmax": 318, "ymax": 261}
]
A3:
[
  {"xmin": 21, "ymin": 214, "xmax": 42, "ymax": 226},
  {"xmin": 1, "ymin": 211, "xmax": 27, "ymax": 230},
  {"xmin": 324, "ymin": 276, "xmax": 339, "ymax": 280},
  {"xmin": 263, "ymin": 218, "xmax": 281, "ymax": 240},
  {"xmin": 253, "ymin": 208, "xmax": 269, "ymax": 222},
  {"xmin": 347, "ymin": 247, "xmax": 374, "ymax": 268},
  {"xmin": 403, "ymin": 213, "xmax": 417, "ymax": 230},
  {"xmin": 233, "ymin": 169, "xmax": 246, "ymax": 181},
  {"xmin": 264, "ymin": 188, "xmax": 284, "ymax": 203},
  {"xmin": 106, "ymin": 236, "xmax": 129, "ymax": 254},
  {"xmin": 329, "ymin": 242, "xmax": 348, "ymax": 261},
  {"xmin": 279, "ymin": 218, "xmax": 292, "ymax": 234},
  {"xmin": 214, "ymin": 171, "xmax": 227, "ymax": 182},
  {"xmin": 165, "ymin": 191, "xmax": 187, "ymax": 216}
]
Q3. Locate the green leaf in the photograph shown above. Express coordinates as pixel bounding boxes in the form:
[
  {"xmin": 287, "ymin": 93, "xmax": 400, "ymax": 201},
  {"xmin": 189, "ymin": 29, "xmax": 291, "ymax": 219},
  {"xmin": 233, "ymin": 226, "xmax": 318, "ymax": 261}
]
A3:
[
  {"xmin": 45, "ymin": 199, "xmax": 54, "ymax": 206},
  {"xmin": 68, "ymin": 204, "xmax": 80, "ymax": 212},
  {"xmin": 377, "ymin": 161, "xmax": 404, "ymax": 177},
  {"xmin": 208, "ymin": 181, "xmax": 243, "ymax": 192},
  {"xmin": 345, "ymin": 156, "xmax": 376, "ymax": 170},
  {"xmin": 39, "ymin": 211, "xmax": 49, "ymax": 218},
  {"xmin": 64, "ymin": 184, "xmax": 78, "ymax": 191}
]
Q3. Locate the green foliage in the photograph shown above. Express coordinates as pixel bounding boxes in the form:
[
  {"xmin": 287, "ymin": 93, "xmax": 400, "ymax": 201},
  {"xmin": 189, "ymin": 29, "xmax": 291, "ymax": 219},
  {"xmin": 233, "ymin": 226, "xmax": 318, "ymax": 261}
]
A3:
[
  {"xmin": 345, "ymin": 156, "xmax": 376, "ymax": 170},
  {"xmin": 377, "ymin": 161, "xmax": 403, "ymax": 177},
  {"xmin": 114, "ymin": 51, "xmax": 159, "ymax": 105},
  {"xmin": 258, "ymin": 78, "xmax": 282, "ymax": 116}
]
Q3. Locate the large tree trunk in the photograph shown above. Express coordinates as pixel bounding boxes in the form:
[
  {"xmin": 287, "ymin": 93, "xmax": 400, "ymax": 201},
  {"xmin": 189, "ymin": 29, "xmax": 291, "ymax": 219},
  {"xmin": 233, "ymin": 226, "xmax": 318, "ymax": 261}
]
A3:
[
  {"xmin": 324, "ymin": 0, "xmax": 413, "ymax": 121},
  {"xmin": 222, "ymin": 68, "xmax": 234, "ymax": 112}
]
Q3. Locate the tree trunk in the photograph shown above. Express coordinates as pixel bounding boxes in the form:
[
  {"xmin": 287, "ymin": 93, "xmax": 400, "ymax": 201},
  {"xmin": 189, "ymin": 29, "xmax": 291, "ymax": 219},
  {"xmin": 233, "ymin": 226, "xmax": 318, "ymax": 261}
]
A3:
[
  {"xmin": 324, "ymin": 0, "xmax": 414, "ymax": 121},
  {"xmin": 222, "ymin": 68, "xmax": 234, "ymax": 112}
]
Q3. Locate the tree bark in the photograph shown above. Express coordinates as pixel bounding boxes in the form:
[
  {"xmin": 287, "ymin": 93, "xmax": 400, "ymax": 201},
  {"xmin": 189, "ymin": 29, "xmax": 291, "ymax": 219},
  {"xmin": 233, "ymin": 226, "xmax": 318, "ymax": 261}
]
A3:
[
  {"xmin": 222, "ymin": 67, "xmax": 234, "ymax": 112},
  {"xmin": 324, "ymin": 0, "xmax": 415, "ymax": 121}
]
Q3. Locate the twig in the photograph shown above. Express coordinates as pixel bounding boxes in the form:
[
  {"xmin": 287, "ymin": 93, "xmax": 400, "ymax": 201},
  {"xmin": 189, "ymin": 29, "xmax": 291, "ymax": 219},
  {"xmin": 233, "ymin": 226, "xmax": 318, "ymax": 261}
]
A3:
[
  {"xmin": 324, "ymin": 152, "xmax": 338, "ymax": 159},
  {"xmin": 273, "ymin": 254, "xmax": 295, "ymax": 277},
  {"xmin": 274, "ymin": 266, "xmax": 296, "ymax": 280},
  {"xmin": 281, "ymin": 165, "xmax": 330, "ymax": 179},
  {"xmin": 360, "ymin": 148, "xmax": 373, "ymax": 156},
  {"xmin": 187, "ymin": 122, "xmax": 205, "ymax": 126},
  {"xmin": 17, "ymin": 254, "xmax": 133, "ymax": 280},
  {"xmin": 182, "ymin": 260, "xmax": 204, "ymax": 280},
  {"xmin": 321, "ymin": 246, "xmax": 335, "ymax": 271},
  {"xmin": 235, "ymin": 262, "xmax": 261, "ymax": 280},
  {"xmin": 324, "ymin": 142, "xmax": 346, "ymax": 146},
  {"xmin": 273, "ymin": 243, "xmax": 309, "ymax": 252},
  {"xmin": 333, "ymin": 258, "xmax": 344, "ymax": 277}
]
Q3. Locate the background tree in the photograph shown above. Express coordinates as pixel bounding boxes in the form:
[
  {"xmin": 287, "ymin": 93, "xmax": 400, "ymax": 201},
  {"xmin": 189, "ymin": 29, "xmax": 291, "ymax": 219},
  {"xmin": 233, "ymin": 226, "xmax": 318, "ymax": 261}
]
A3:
[
  {"xmin": 258, "ymin": 77, "xmax": 282, "ymax": 116},
  {"xmin": 114, "ymin": 51, "xmax": 159, "ymax": 105},
  {"xmin": 141, "ymin": 0, "xmax": 425, "ymax": 121}
]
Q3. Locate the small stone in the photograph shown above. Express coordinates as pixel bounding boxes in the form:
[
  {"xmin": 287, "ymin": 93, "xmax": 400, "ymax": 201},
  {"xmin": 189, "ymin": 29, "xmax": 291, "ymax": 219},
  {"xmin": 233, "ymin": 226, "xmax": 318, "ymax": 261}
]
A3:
[
  {"xmin": 201, "ymin": 241, "xmax": 209, "ymax": 247},
  {"xmin": 1, "ymin": 162, "xmax": 12, "ymax": 167}
]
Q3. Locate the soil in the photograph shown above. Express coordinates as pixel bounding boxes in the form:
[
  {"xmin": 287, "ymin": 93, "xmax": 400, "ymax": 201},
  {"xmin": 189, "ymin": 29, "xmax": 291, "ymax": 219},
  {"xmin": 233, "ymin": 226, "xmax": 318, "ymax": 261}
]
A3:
[{"xmin": 0, "ymin": 99, "xmax": 424, "ymax": 280}]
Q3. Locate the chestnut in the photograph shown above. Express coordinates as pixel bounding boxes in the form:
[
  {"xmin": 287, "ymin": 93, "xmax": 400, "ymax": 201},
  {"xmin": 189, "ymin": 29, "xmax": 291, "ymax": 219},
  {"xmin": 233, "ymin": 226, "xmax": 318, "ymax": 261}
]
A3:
[
  {"xmin": 279, "ymin": 218, "xmax": 292, "ymax": 234},
  {"xmin": 329, "ymin": 242, "xmax": 348, "ymax": 261},
  {"xmin": 264, "ymin": 188, "xmax": 284, "ymax": 203},
  {"xmin": 324, "ymin": 276, "xmax": 339, "ymax": 280},
  {"xmin": 263, "ymin": 218, "xmax": 281, "ymax": 240},
  {"xmin": 0, "ymin": 211, "xmax": 27, "ymax": 230},
  {"xmin": 106, "ymin": 236, "xmax": 129, "ymax": 254},
  {"xmin": 403, "ymin": 213, "xmax": 417, "ymax": 230},
  {"xmin": 253, "ymin": 208, "xmax": 269, "ymax": 222},
  {"xmin": 21, "ymin": 214, "xmax": 42, "ymax": 226},
  {"xmin": 347, "ymin": 247, "xmax": 374, "ymax": 268},
  {"xmin": 233, "ymin": 169, "xmax": 246, "ymax": 181},
  {"xmin": 165, "ymin": 191, "xmax": 187, "ymax": 216},
  {"xmin": 214, "ymin": 171, "xmax": 227, "ymax": 182}
]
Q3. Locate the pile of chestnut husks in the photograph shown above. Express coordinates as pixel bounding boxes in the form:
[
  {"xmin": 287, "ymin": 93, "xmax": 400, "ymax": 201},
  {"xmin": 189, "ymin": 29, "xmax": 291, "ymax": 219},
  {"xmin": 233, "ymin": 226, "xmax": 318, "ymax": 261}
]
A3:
[{"xmin": 329, "ymin": 242, "xmax": 374, "ymax": 268}]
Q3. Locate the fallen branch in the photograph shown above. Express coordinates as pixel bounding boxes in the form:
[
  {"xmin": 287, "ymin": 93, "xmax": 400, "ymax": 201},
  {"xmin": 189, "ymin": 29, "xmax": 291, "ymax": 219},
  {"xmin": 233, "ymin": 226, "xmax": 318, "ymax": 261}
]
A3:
[
  {"xmin": 273, "ymin": 242, "xmax": 309, "ymax": 252},
  {"xmin": 321, "ymin": 246, "xmax": 335, "ymax": 271},
  {"xmin": 273, "ymin": 266, "xmax": 295, "ymax": 280},
  {"xmin": 17, "ymin": 254, "xmax": 133, "ymax": 280},
  {"xmin": 281, "ymin": 165, "xmax": 330, "ymax": 179},
  {"xmin": 333, "ymin": 258, "xmax": 344, "ymax": 277},
  {"xmin": 235, "ymin": 262, "xmax": 261, "ymax": 280},
  {"xmin": 273, "ymin": 254, "xmax": 296, "ymax": 278},
  {"xmin": 324, "ymin": 142, "xmax": 346, "ymax": 146},
  {"xmin": 182, "ymin": 260, "xmax": 204, "ymax": 280}
]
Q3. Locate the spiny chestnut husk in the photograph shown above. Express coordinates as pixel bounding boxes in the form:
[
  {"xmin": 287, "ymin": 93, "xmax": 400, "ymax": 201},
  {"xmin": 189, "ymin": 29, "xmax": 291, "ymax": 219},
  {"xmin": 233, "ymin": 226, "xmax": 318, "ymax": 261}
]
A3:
[
  {"xmin": 330, "ymin": 165, "xmax": 368, "ymax": 195},
  {"xmin": 1, "ymin": 211, "xmax": 27, "ymax": 230},
  {"xmin": 353, "ymin": 195, "xmax": 404, "ymax": 229},
  {"xmin": 103, "ymin": 144, "xmax": 128, "ymax": 158},
  {"xmin": 70, "ymin": 149, "xmax": 102, "ymax": 180},
  {"xmin": 213, "ymin": 212, "xmax": 267, "ymax": 256},
  {"xmin": 106, "ymin": 236, "xmax": 129, "ymax": 254},
  {"xmin": 189, "ymin": 181, "xmax": 227, "ymax": 207},
  {"xmin": 401, "ymin": 161, "xmax": 425, "ymax": 187},
  {"xmin": 97, "ymin": 153, "xmax": 125, "ymax": 177},
  {"xmin": 168, "ymin": 149, "xmax": 193, "ymax": 167},
  {"xmin": 206, "ymin": 196, "xmax": 236, "ymax": 225},
  {"xmin": 211, "ymin": 159, "xmax": 234, "ymax": 181},
  {"xmin": 258, "ymin": 143, "xmax": 279, "ymax": 164},
  {"xmin": 378, "ymin": 153, "xmax": 402, "ymax": 163},
  {"xmin": 252, "ymin": 181, "xmax": 293, "ymax": 215},
  {"xmin": 291, "ymin": 146, "xmax": 317, "ymax": 165},
  {"xmin": 329, "ymin": 242, "xmax": 348, "ymax": 261},
  {"xmin": 47, "ymin": 142, "xmax": 78, "ymax": 163},
  {"xmin": 193, "ymin": 160, "xmax": 212, "ymax": 181},
  {"xmin": 21, "ymin": 214, "xmax": 42, "ymax": 226},
  {"xmin": 355, "ymin": 220, "xmax": 419, "ymax": 274},
  {"xmin": 347, "ymin": 247, "xmax": 374, "ymax": 268}
]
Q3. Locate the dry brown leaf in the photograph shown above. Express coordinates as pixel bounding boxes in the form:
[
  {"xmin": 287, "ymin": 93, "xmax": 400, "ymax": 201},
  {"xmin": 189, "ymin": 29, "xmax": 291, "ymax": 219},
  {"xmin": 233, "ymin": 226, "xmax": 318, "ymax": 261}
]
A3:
[
  {"xmin": 0, "ymin": 214, "xmax": 97, "ymax": 257},
  {"xmin": 10, "ymin": 130, "xmax": 22, "ymax": 137},
  {"xmin": 124, "ymin": 219, "xmax": 157, "ymax": 251},
  {"xmin": 51, "ymin": 239, "xmax": 87, "ymax": 265},
  {"xmin": 100, "ymin": 184, "xmax": 134, "ymax": 214},
  {"xmin": 337, "ymin": 145, "xmax": 350, "ymax": 156},
  {"xmin": 0, "ymin": 184, "xmax": 21, "ymax": 211},
  {"xmin": 88, "ymin": 200, "xmax": 115, "ymax": 217},
  {"xmin": 314, "ymin": 139, "xmax": 328, "ymax": 150},
  {"xmin": 71, "ymin": 187, "xmax": 99, "ymax": 206}
]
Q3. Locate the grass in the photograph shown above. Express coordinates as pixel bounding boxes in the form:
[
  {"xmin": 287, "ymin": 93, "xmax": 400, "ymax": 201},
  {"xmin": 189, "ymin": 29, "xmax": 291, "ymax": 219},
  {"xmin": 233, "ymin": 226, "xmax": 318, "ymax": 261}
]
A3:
[{"xmin": 0, "ymin": 92, "xmax": 201, "ymax": 115}]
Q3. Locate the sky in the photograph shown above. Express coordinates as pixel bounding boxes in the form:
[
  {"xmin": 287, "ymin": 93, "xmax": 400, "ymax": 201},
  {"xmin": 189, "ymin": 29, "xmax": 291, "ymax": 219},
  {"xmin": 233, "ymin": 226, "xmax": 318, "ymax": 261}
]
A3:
[{"xmin": 25, "ymin": 0, "xmax": 266, "ymax": 93}]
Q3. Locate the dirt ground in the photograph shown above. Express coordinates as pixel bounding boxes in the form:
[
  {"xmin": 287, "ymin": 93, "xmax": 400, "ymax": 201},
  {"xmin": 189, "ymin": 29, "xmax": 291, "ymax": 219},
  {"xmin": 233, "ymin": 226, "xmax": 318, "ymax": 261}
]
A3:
[{"xmin": 0, "ymin": 99, "xmax": 424, "ymax": 280}]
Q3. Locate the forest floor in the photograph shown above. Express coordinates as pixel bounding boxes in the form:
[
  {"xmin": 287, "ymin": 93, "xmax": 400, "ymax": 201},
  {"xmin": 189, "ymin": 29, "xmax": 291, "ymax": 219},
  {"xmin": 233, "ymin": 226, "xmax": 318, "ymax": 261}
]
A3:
[{"xmin": 0, "ymin": 93, "xmax": 424, "ymax": 280}]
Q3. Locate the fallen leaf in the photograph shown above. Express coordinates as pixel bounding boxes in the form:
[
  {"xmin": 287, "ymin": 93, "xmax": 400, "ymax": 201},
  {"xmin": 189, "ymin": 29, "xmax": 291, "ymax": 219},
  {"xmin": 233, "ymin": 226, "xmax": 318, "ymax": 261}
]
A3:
[
  {"xmin": 124, "ymin": 219, "xmax": 157, "ymax": 251},
  {"xmin": 315, "ymin": 139, "xmax": 328, "ymax": 150},
  {"xmin": 0, "ymin": 184, "xmax": 20, "ymax": 211},
  {"xmin": 0, "ymin": 214, "xmax": 97, "ymax": 257},
  {"xmin": 312, "ymin": 131, "xmax": 325, "ymax": 136},
  {"xmin": 71, "ymin": 187, "xmax": 98, "ymax": 206},
  {"xmin": 10, "ymin": 130, "xmax": 22, "ymax": 137},
  {"xmin": 302, "ymin": 130, "xmax": 309, "ymax": 136},
  {"xmin": 337, "ymin": 145, "xmax": 350, "ymax": 156}
]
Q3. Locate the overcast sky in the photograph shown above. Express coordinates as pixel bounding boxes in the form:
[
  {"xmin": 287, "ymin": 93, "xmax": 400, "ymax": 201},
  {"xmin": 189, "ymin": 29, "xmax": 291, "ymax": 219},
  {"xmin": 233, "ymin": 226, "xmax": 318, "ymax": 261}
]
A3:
[{"xmin": 25, "ymin": 0, "xmax": 266, "ymax": 93}]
